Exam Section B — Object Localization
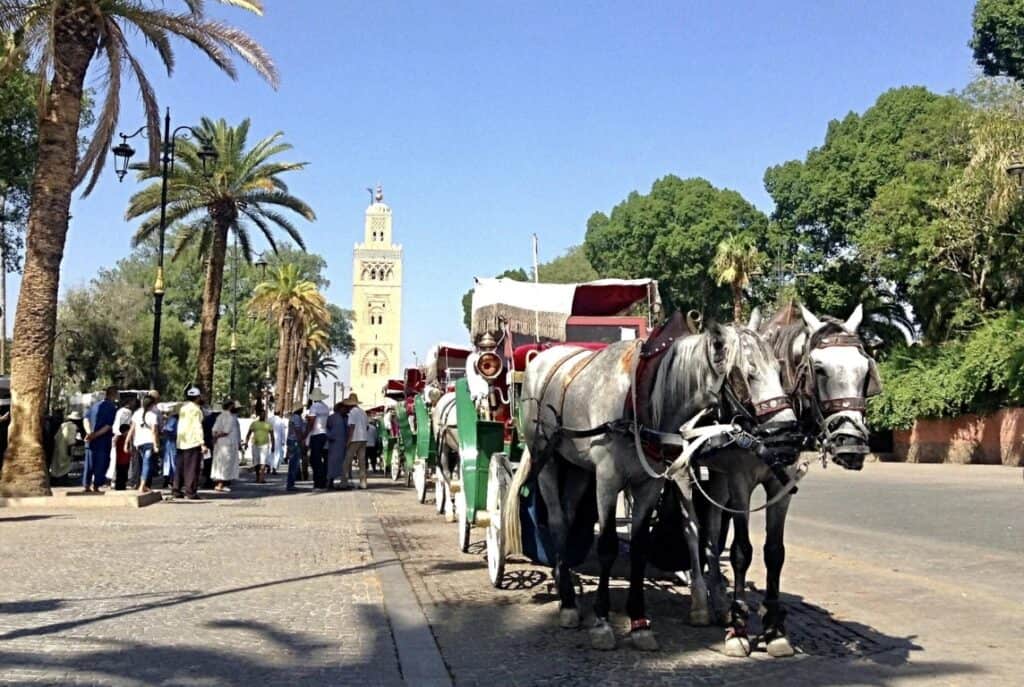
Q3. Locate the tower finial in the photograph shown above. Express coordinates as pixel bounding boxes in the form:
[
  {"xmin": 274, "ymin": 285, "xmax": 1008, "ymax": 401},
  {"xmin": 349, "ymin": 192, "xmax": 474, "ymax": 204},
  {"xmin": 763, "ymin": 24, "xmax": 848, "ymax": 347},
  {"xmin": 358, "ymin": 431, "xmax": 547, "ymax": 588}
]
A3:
[{"xmin": 375, "ymin": 184, "xmax": 383, "ymax": 203}]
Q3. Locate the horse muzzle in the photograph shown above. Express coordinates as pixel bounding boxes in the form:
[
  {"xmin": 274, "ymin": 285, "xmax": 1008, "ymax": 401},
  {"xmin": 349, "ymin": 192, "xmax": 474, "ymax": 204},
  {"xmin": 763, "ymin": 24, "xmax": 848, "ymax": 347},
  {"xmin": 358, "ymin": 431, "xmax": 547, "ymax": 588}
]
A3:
[{"xmin": 822, "ymin": 412, "xmax": 870, "ymax": 471}]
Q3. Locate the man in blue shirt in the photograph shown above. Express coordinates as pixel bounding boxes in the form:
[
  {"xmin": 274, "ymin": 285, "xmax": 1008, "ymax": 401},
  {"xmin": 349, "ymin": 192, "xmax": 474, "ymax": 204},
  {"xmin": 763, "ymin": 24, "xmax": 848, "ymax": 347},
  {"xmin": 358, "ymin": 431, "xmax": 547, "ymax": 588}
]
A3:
[{"xmin": 83, "ymin": 386, "xmax": 117, "ymax": 492}]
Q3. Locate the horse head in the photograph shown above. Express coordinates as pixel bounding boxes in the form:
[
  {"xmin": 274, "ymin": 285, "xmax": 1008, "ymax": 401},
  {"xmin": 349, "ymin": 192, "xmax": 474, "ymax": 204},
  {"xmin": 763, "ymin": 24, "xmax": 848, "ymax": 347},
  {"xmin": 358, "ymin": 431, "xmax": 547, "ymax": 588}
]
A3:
[{"xmin": 790, "ymin": 304, "xmax": 882, "ymax": 470}]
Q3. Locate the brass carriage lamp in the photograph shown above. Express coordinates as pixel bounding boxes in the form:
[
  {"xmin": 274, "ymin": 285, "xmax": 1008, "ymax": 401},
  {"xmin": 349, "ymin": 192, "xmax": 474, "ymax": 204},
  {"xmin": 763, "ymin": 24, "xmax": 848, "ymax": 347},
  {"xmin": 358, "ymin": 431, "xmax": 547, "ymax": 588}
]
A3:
[
  {"xmin": 196, "ymin": 139, "xmax": 218, "ymax": 176},
  {"xmin": 1006, "ymin": 159, "xmax": 1024, "ymax": 195}
]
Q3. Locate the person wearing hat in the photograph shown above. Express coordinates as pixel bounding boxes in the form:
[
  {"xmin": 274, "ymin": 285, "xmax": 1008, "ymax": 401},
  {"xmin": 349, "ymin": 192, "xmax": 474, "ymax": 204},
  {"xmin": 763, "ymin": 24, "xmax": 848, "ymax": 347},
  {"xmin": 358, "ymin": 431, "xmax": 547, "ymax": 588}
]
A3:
[
  {"xmin": 51, "ymin": 411, "xmax": 82, "ymax": 479},
  {"xmin": 343, "ymin": 393, "xmax": 370, "ymax": 490},
  {"xmin": 174, "ymin": 387, "xmax": 205, "ymax": 499},
  {"xmin": 305, "ymin": 388, "xmax": 331, "ymax": 489}
]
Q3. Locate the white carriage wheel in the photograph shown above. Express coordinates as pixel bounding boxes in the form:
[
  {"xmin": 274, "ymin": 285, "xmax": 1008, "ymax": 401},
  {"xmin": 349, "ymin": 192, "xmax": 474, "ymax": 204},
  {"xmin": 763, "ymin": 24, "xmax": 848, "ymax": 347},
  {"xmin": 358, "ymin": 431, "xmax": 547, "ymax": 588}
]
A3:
[
  {"xmin": 414, "ymin": 461, "xmax": 428, "ymax": 504},
  {"xmin": 390, "ymin": 449, "xmax": 401, "ymax": 482},
  {"xmin": 456, "ymin": 485, "xmax": 471, "ymax": 553},
  {"xmin": 435, "ymin": 476, "xmax": 447, "ymax": 515},
  {"xmin": 486, "ymin": 454, "xmax": 509, "ymax": 588}
]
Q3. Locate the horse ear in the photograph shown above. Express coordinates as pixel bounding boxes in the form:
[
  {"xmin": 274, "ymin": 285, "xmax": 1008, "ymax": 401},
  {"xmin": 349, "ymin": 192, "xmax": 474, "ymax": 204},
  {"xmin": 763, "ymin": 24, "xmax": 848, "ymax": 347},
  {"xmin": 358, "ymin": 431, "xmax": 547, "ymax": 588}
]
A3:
[
  {"xmin": 747, "ymin": 307, "xmax": 762, "ymax": 332},
  {"xmin": 844, "ymin": 303, "xmax": 864, "ymax": 332},
  {"xmin": 799, "ymin": 304, "xmax": 825, "ymax": 333}
]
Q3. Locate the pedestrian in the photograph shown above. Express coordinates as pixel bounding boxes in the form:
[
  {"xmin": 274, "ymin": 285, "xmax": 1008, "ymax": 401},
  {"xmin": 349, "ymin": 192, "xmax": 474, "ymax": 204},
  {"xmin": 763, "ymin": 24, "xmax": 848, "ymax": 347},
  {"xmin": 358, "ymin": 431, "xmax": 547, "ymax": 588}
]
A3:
[
  {"xmin": 245, "ymin": 409, "xmax": 275, "ymax": 483},
  {"xmin": 125, "ymin": 394, "xmax": 160, "ymax": 494},
  {"xmin": 106, "ymin": 396, "xmax": 136, "ymax": 486},
  {"xmin": 201, "ymin": 402, "xmax": 217, "ymax": 489},
  {"xmin": 83, "ymin": 386, "xmax": 117, "ymax": 493},
  {"xmin": 51, "ymin": 411, "xmax": 81, "ymax": 480},
  {"xmin": 269, "ymin": 409, "xmax": 287, "ymax": 475},
  {"xmin": 343, "ymin": 393, "xmax": 370, "ymax": 490},
  {"xmin": 326, "ymin": 402, "xmax": 349, "ymax": 489},
  {"xmin": 211, "ymin": 400, "xmax": 240, "ymax": 491},
  {"xmin": 113, "ymin": 423, "xmax": 133, "ymax": 490},
  {"xmin": 161, "ymin": 405, "xmax": 178, "ymax": 489},
  {"xmin": 174, "ymin": 387, "xmax": 204, "ymax": 500},
  {"xmin": 366, "ymin": 418, "xmax": 380, "ymax": 473},
  {"xmin": 305, "ymin": 388, "xmax": 330, "ymax": 490},
  {"xmin": 285, "ymin": 406, "xmax": 306, "ymax": 491}
]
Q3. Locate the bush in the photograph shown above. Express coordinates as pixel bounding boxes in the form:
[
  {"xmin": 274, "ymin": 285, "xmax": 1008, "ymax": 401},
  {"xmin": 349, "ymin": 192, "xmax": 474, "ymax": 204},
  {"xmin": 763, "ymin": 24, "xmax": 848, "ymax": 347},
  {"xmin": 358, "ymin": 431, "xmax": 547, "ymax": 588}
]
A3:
[{"xmin": 867, "ymin": 311, "xmax": 1024, "ymax": 429}]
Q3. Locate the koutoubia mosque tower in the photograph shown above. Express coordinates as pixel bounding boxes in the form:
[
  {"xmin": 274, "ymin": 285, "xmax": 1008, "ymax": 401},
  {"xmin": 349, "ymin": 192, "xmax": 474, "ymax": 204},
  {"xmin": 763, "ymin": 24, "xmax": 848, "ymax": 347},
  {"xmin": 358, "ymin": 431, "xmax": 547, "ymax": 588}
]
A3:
[{"xmin": 349, "ymin": 185, "xmax": 403, "ymax": 406}]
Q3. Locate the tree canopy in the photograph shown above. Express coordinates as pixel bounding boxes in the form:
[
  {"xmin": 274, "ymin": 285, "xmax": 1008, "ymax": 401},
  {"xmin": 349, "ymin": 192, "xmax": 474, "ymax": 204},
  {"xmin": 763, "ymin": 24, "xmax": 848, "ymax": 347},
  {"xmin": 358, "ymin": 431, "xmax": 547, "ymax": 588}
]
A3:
[
  {"xmin": 585, "ymin": 175, "xmax": 767, "ymax": 319},
  {"xmin": 971, "ymin": 0, "xmax": 1024, "ymax": 81}
]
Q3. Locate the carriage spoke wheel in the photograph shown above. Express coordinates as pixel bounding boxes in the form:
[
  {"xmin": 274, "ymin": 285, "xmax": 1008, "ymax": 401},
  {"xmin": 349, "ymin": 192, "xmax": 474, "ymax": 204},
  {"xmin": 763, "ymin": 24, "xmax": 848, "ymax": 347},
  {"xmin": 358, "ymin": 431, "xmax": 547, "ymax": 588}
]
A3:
[
  {"xmin": 414, "ymin": 461, "xmax": 428, "ymax": 504},
  {"xmin": 435, "ymin": 476, "xmax": 447, "ymax": 515},
  {"xmin": 485, "ymin": 454, "xmax": 510, "ymax": 588},
  {"xmin": 389, "ymin": 450, "xmax": 401, "ymax": 482},
  {"xmin": 456, "ymin": 485, "xmax": 471, "ymax": 553}
]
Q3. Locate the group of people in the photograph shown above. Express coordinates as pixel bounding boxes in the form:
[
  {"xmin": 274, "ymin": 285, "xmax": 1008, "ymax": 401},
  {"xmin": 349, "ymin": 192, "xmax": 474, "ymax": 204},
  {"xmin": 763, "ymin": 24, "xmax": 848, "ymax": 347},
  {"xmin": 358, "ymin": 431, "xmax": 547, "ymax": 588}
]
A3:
[{"xmin": 72, "ymin": 385, "xmax": 383, "ymax": 498}]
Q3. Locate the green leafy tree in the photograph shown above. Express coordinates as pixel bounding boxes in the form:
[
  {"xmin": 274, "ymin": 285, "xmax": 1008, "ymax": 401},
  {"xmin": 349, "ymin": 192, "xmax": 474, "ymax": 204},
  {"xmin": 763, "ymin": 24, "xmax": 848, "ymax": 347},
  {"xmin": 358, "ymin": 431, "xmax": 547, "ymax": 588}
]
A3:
[
  {"xmin": 585, "ymin": 175, "xmax": 767, "ymax": 319},
  {"xmin": 764, "ymin": 86, "xmax": 972, "ymax": 339},
  {"xmin": 971, "ymin": 0, "xmax": 1024, "ymax": 80},
  {"xmin": 126, "ymin": 118, "xmax": 314, "ymax": 399},
  {"xmin": 536, "ymin": 244, "xmax": 598, "ymax": 282},
  {"xmin": 0, "ymin": 0, "xmax": 277, "ymax": 497}
]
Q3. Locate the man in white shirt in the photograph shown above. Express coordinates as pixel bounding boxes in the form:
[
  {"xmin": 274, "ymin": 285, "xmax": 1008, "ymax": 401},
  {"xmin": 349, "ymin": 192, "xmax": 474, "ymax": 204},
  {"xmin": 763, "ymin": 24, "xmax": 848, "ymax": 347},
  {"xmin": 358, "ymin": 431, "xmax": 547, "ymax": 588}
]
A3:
[
  {"xmin": 305, "ymin": 389, "xmax": 330, "ymax": 490},
  {"xmin": 343, "ymin": 393, "xmax": 369, "ymax": 489}
]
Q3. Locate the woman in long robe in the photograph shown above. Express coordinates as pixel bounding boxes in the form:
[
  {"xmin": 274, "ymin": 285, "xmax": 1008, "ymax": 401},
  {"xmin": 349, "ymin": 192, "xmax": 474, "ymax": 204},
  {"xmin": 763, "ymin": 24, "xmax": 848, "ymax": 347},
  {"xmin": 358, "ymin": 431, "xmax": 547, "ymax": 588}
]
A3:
[
  {"xmin": 211, "ymin": 401, "xmax": 240, "ymax": 491},
  {"xmin": 325, "ymin": 403, "xmax": 348, "ymax": 489}
]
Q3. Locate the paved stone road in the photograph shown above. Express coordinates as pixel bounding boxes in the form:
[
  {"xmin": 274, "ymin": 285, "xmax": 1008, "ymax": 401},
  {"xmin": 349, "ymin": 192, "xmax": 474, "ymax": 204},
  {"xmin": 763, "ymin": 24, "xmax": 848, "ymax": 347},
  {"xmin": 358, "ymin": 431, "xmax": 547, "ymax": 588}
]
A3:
[{"xmin": 1, "ymin": 463, "xmax": 1019, "ymax": 686}]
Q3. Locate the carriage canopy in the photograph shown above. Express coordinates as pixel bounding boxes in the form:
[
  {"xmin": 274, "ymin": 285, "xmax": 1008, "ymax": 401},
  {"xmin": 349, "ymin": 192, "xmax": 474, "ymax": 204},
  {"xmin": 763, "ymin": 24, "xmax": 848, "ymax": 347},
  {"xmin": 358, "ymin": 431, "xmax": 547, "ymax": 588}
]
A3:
[{"xmin": 470, "ymin": 277, "xmax": 661, "ymax": 341}]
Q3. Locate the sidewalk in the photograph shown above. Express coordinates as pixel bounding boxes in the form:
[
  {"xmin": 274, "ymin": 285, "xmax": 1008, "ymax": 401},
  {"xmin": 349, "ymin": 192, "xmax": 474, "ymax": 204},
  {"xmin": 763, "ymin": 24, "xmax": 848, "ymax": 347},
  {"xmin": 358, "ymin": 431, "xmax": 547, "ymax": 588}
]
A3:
[{"xmin": 0, "ymin": 474, "xmax": 444, "ymax": 686}]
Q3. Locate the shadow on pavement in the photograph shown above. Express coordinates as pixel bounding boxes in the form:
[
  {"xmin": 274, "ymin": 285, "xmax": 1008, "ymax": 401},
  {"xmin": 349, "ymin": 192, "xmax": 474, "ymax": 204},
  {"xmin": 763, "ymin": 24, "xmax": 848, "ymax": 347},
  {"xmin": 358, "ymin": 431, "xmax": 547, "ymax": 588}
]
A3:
[{"xmin": 0, "ymin": 604, "xmax": 402, "ymax": 686}]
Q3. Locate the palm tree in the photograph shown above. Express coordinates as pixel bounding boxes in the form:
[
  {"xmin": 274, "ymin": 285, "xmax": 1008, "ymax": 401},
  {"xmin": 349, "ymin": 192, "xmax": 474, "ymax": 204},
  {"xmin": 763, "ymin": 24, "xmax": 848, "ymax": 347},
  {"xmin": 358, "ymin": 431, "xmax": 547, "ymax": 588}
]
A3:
[
  {"xmin": 0, "ymin": 1, "xmax": 277, "ymax": 497},
  {"xmin": 711, "ymin": 234, "xmax": 765, "ymax": 323},
  {"xmin": 307, "ymin": 349, "xmax": 338, "ymax": 395},
  {"xmin": 126, "ymin": 117, "xmax": 314, "ymax": 398},
  {"xmin": 250, "ymin": 264, "xmax": 328, "ymax": 413}
]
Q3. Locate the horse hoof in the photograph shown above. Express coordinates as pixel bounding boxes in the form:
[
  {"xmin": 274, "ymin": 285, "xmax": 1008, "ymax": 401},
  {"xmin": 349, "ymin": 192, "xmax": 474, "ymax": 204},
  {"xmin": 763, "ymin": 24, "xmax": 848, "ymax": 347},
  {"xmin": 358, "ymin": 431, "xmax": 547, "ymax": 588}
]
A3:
[
  {"xmin": 589, "ymin": 620, "xmax": 616, "ymax": 650},
  {"xmin": 766, "ymin": 636, "xmax": 795, "ymax": 658},
  {"xmin": 688, "ymin": 608, "xmax": 711, "ymax": 626},
  {"xmin": 559, "ymin": 608, "xmax": 581, "ymax": 629},
  {"xmin": 444, "ymin": 509, "xmax": 456, "ymax": 523},
  {"xmin": 724, "ymin": 635, "xmax": 751, "ymax": 658},
  {"xmin": 630, "ymin": 628, "xmax": 658, "ymax": 651}
]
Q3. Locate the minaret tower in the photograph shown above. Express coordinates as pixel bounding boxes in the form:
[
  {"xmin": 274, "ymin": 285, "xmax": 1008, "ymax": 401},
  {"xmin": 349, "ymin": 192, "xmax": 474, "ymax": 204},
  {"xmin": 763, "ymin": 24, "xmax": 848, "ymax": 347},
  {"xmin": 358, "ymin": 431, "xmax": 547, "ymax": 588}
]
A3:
[{"xmin": 349, "ymin": 185, "xmax": 403, "ymax": 406}]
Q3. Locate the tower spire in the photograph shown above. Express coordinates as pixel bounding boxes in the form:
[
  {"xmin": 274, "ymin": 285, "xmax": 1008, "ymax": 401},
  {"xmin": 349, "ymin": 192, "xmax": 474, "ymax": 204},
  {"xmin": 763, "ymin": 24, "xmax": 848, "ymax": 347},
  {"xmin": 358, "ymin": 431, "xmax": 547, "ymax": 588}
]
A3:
[{"xmin": 375, "ymin": 184, "xmax": 383, "ymax": 203}]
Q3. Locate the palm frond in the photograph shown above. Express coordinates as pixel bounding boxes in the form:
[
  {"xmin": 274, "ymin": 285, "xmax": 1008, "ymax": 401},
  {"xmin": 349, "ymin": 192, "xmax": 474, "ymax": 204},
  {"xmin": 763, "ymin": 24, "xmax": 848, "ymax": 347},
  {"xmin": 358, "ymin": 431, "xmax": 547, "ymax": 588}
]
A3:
[{"xmin": 75, "ymin": 17, "xmax": 122, "ymax": 196}]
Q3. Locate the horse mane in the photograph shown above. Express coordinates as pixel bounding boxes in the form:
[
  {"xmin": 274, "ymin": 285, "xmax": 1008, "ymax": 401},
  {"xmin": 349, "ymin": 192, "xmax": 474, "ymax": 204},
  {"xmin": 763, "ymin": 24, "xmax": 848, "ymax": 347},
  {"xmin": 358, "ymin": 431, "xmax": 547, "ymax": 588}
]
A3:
[
  {"xmin": 767, "ymin": 316, "xmax": 848, "ymax": 392},
  {"xmin": 651, "ymin": 326, "xmax": 737, "ymax": 428}
]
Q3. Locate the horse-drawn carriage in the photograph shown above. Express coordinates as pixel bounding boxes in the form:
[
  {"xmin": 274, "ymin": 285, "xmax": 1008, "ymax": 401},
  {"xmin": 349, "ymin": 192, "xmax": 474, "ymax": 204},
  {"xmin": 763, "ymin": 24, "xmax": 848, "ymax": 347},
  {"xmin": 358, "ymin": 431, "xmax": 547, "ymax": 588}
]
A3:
[{"xmin": 452, "ymin": 276, "xmax": 662, "ymax": 586}]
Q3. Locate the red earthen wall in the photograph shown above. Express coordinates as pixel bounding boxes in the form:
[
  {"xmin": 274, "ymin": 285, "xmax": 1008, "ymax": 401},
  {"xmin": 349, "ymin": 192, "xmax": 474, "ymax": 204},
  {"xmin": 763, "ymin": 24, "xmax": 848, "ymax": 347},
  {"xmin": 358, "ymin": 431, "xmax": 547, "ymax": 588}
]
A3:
[{"xmin": 893, "ymin": 408, "xmax": 1024, "ymax": 466}]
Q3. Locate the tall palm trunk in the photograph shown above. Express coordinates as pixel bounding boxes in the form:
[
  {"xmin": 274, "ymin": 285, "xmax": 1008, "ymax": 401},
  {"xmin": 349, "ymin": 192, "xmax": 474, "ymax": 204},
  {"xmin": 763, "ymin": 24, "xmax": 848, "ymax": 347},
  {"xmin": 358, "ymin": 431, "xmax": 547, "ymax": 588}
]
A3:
[
  {"xmin": 1, "ymin": 5, "xmax": 97, "ymax": 497},
  {"xmin": 196, "ymin": 217, "xmax": 232, "ymax": 398},
  {"xmin": 273, "ymin": 312, "xmax": 291, "ymax": 413},
  {"xmin": 732, "ymin": 283, "xmax": 743, "ymax": 323}
]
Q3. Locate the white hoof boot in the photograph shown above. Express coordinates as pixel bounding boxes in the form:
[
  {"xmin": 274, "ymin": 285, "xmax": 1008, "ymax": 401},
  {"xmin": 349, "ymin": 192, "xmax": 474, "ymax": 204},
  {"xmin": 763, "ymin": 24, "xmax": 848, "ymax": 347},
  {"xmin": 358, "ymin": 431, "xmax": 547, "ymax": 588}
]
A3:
[
  {"xmin": 766, "ymin": 635, "xmax": 795, "ymax": 658},
  {"xmin": 590, "ymin": 619, "xmax": 616, "ymax": 650},
  {"xmin": 630, "ymin": 628, "xmax": 658, "ymax": 652},
  {"xmin": 724, "ymin": 635, "xmax": 752, "ymax": 658},
  {"xmin": 689, "ymin": 607, "xmax": 711, "ymax": 626},
  {"xmin": 444, "ymin": 506, "xmax": 456, "ymax": 523},
  {"xmin": 559, "ymin": 608, "xmax": 581, "ymax": 629}
]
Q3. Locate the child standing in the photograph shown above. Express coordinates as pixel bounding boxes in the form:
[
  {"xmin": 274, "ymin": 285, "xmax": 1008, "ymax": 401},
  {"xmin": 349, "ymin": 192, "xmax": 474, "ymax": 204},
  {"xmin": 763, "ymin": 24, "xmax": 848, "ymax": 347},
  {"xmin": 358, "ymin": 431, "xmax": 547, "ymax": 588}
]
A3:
[{"xmin": 114, "ymin": 423, "xmax": 132, "ymax": 490}]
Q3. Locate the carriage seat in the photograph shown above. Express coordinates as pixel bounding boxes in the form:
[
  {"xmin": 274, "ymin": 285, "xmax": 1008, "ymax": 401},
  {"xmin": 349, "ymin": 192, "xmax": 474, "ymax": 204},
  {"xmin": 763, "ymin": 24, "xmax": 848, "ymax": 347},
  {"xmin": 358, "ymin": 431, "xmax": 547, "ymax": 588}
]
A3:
[{"xmin": 512, "ymin": 342, "xmax": 609, "ymax": 372}]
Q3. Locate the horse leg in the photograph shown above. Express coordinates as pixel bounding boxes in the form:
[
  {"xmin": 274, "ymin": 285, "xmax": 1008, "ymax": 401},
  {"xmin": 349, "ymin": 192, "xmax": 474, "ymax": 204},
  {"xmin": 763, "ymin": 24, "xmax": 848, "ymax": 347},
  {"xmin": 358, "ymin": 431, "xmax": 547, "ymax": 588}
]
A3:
[
  {"xmin": 625, "ymin": 478, "xmax": 663, "ymax": 651},
  {"xmin": 590, "ymin": 478, "xmax": 620, "ymax": 650},
  {"xmin": 672, "ymin": 472, "xmax": 711, "ymax": 626},
  {"xmin": 700, "ymin": 472, "xmax": 732, "ymax": 627},
  {"xmin": 536, "ymin": 456, "xmax": 584, "ymax": 630},
  {"xmin": 725, "ymin": 479, "xmax": 755, "ymax": 657},
  {"xmin": 762, "ymin": 479, "xmax": 795, "ymax": 657}
]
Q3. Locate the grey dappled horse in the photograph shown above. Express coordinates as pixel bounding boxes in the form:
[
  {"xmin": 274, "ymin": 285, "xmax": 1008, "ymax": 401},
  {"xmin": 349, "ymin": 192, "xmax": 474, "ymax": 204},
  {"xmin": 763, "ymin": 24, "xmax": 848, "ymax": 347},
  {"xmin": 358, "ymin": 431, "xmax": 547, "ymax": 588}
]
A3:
[
  {"xmin": 521, "ymin": 323, "xmax": 795, "ymax": 651},
  {"xmin": 431, "ymin": 390, "xmax": 460, "ymax": 520},
  {"xmin": 700, "ymin": 304, "xmax": 882, "ymax": 658}
]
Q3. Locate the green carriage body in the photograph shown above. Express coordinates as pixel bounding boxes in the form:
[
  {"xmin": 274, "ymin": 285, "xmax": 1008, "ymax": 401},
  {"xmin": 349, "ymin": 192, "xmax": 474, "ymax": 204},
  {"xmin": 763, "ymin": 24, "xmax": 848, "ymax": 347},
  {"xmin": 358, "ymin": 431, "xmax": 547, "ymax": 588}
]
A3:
[
  {"xmin": 414, "ymin": 395, "xmax": 438, "ymax": 467},
  {"xmin": 455, "ymin": 378, "xmax": 506, "ymax": 523},
  {"xmin": 395, "ymin": 403, "xmax": 416, "ymax": 471}
]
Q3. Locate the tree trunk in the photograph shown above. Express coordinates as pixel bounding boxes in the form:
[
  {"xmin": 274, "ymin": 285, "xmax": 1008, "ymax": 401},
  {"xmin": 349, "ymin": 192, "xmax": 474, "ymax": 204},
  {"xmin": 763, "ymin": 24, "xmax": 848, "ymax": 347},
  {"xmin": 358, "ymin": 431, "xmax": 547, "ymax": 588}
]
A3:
[
  {"xmin": 273, "ymin": 312, "xmax": 291, "ymax": 413},
  {"xmin": 196, "ymin": 219, "xmax": 231, "ymax": 399},
  {"xmin": 1, "ymin": 5, "xmax": 96, "ymax": 497},
  {"xmin": 732, "ymin": 283, "xmax": 743, "ymax": 323}
]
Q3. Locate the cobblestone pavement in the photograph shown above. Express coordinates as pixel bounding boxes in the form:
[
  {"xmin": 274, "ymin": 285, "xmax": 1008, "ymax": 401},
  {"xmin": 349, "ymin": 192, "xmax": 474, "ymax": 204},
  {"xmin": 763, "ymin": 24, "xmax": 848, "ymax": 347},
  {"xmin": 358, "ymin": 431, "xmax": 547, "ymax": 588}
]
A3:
[
  {"xmin": 372, "ymin": 463, "xmax": 1021, "ymax": 687},
  {"xmin": 0, "ymin": 474, "xmax": 406, "ymax": 686}
]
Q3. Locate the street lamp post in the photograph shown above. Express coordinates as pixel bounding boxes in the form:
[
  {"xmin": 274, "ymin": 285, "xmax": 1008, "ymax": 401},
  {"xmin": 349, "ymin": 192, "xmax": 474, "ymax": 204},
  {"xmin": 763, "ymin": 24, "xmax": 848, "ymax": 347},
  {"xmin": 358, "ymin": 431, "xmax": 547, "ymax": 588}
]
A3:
[
  {"xmin": 112, "ymin": 108, "xmax": 217, "ymax": 393},
  {"xmin": 229, "ymin": 233, "xmax": 239, "ymax": 400}
]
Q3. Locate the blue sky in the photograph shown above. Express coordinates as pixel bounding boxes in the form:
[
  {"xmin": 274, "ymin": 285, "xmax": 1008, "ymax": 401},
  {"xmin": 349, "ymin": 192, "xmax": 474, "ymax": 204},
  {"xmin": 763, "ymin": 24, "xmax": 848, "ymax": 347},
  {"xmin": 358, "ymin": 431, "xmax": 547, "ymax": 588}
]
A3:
[{"xmin": 9, "ymin": 1, "xmax": 978, "ymax": 385}]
